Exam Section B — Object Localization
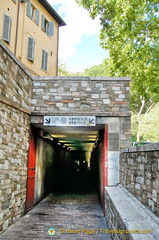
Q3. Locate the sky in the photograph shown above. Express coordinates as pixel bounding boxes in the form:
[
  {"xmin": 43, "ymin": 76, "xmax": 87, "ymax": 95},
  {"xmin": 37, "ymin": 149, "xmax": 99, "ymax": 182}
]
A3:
[{"xmin": 47, "ymin": 0, "xmax": 109, "ymax": 72}]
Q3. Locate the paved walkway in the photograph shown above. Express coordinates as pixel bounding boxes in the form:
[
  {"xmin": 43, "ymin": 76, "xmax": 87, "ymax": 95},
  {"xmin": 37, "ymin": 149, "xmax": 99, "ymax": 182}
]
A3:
[{"xmin": 0, "ymin": 193, "xmax": 112, "ymax": 240}]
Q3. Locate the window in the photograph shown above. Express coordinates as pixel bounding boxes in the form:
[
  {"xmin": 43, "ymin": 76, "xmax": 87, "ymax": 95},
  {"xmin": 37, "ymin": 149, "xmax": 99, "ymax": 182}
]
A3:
[
  {"xmin": 27, "ymin": 1, "xmax": 40, "ymax": 25},
  {"xmin": 41, "ymin": 15, "xmax": 54, "ymax": 36},
  {"xmin": 12, "ymin": 0, "xmax": 16, "ymax": 3},
  {"xmin": 30, "ymin": 4, "xmax": 36, "ymax": 19},
  {"xmin": 41, "ymin": 49, "xmax": 48, "ymax": 71},
  {"xmin": 2, "ymin": 14, "xmax": 12, "ymax": 43},
  {"xmin": 27, "ymin": 37, "xmax": 35, "ymax": 61},
  {"xmin": 42, "ymin": 16, "xmax": 49, "ymax": 35}
]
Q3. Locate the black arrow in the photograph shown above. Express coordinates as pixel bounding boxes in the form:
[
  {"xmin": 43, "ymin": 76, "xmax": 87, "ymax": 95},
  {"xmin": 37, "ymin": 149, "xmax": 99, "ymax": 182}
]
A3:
[
  {"xmin": 45, "ymin": 118, "xmax": 51, "ymax": 124},
  {"xmin": 89, "ymin": 119, "xmax": 94, "ymax": 124}
]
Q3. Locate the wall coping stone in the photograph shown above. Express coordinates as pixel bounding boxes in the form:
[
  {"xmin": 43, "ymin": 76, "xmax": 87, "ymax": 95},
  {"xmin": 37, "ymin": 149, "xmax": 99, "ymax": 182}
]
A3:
[
  {"xmin": 121, "ymin": 142, "xmax": 159, "ymax": 153},
  {"xmin": 31, "ymin": 112, "xmax": 131, "ymax": 117},
  {"xmin": 105, "ymin": 185, "xmax": 159, "ymax": 240},
  {"xmin": 0, "ymin": 95, "xmax": 31, "ymax": 115},
  {"xmin": 33, "ymin": 76, "xmax": 131, "ymax": 81}
]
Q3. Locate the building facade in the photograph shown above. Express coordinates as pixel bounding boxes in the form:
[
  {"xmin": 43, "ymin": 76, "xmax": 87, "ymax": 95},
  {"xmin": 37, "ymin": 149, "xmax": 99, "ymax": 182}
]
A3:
[{"xmin": 0, "ymin": 0, "xmax": 65, "ymax": 76}]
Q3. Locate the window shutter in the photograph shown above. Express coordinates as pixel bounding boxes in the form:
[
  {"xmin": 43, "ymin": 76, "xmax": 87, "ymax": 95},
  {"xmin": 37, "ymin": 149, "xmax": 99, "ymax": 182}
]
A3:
[
  {"xmin": 3, "ymin": 15, "xmax": 12, "ymax": 43},
  {"xmin": 44, "ymin": 51, "xmax": 48, "ymax": 71},
  {"xmin": 48, "ymin": 22, "xmax": 54, "ymax": 36},
  {"xmin": 41, "ymin": 15, "xmax": 45, "ymax": 31},
  {"xmin": 42, "ymin": 50, "xmax": 45, "ymax": 69},
  {"xmin": 27, "ymin": 37, "xmax": 34, "ymax": 61},
  {"xmin": 36, "ymin": 9, "xmax": 40, "ymax": 25},
  {"xmin": 42, "ymin": 49, "xmax": 48, "ymax": 71},
  {"xmin": 27, "ymin": 1, "xmax": 31, "ymax": 17}
]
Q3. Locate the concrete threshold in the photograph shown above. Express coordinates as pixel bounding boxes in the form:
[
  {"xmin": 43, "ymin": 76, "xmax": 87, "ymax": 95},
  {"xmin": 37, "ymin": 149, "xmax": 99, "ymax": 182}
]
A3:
[{"xmin": 105, "ymin": 185, "xmax": 159, "ymax": 240}]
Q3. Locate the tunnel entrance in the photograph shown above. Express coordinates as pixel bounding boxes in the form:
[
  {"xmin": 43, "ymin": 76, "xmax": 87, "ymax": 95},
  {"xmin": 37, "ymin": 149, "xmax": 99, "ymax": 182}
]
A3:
[
  {"xmin": 40, "ymin": 124, "xmax": 105, "ymax": 196},
  {"xmin": 27, "ymin": 76, "xmax": 131, "ymax": 210},
  {"xmin": 26, "ymin": 121, "xmax": 107, "ymax": 210},
  {"xmin": 27, "ymin": 115, "xmax": 122, "ymax": 211}
]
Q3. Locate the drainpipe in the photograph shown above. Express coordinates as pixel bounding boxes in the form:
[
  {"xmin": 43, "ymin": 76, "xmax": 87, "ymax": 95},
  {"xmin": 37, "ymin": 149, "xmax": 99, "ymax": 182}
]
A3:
[
  {"xmin": 56, "ymin": 26, "xmax": 59, "ymax": 76},
  {"xmin": 14, "ymin": 0, "xmax": 29, "ymax": 56},
  {"xmin": 14, "ymin": 0, "xmax": 20, "ymax": 56}
]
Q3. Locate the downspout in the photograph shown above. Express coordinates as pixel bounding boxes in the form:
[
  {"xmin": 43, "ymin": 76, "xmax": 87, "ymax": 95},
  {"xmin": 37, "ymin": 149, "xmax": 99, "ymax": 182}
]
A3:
[
  {"xmin": 14, "ymin": 0, "xmax": 20, "ymax": 56},
  {"xmin": 56, "ymin": 25, "xmax": 59, "ymax": 76}
]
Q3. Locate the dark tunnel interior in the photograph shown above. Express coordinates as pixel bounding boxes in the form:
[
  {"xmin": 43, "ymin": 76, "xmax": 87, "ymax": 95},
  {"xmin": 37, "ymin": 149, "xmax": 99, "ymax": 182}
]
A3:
[
  {"xmin": 31, "ymin": 125, "xmax": 105, "ymax": 206},
  {"xmin": 44, "ymin": 135, "xmax": 103, "ymax": 197}
]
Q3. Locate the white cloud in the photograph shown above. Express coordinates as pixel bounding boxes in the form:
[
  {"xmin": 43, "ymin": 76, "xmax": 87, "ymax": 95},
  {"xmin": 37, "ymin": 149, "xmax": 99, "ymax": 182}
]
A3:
[{"xmin": 48, "ymin": 0, "xmax": 101, "ymax": 60}]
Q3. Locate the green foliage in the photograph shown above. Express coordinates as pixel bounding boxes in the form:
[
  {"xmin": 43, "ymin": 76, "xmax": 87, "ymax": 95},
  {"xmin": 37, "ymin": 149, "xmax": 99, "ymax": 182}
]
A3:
[
  {"xmin": 83, "ymin": 62, "xmax": 106, "ymax": 76},
  {"xmin": 83, "ymin": 58, "xmax": 118, "ymax": 77},
  {"xmin": 131, "ymin": 114, "xmax": 139, "ymax": 137},
  {"xmin": 58, "ymin": 61, "xmax": 84, "ymax": 77},
  {"xmin": 76, "ymin": 0, "xmax": 159, "ymax": 114},
  {"xmin": 58, "ymin": 62, "xmax": 71, "ymax": 76},
  {"xmin": 131, "ymin": 103, "xmax": 159, "ymax": 142},
  {"xmin": 76, "ymin": 0, "xmax": 159, "ymax": 141}
]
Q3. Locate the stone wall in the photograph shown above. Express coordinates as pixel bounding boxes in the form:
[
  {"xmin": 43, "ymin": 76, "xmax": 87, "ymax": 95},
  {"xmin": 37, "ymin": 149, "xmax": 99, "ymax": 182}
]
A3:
[
  {"xmin": 105, "ymin": 185, "xmax": 159, "ymax": 240},
  {"xmin": 105, "ymin": 187, "xmax": 132, "ymax": 240},
  {"xmin": 120, "ymin": 143, "xmax": 159, "ymax": 217},
  {"xmin": 0, "ymin": 41, "xmax": 32, "ymax": 234},
  {"xmin": 31, "ymin": 76, "xmax": 130, "ymax": 116}
]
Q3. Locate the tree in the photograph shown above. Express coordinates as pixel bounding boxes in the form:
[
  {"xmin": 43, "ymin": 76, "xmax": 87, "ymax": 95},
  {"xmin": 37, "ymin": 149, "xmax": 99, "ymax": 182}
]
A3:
[
  {"xmin": 132, "ymin": 103, "xmax": 159, "ymax": 142},
  {"xmin": 58, "ymin": 62, "xmax": 71, "ymax": 76},
  {"xmin": 76, "ymin": 0, "xmax": 159, "ymax": 141},
  {"xmin": 83, "ymin": 62, "xmax": 106, "ymax": 76},
  {"xmin": 58, "ymin": 61, "xmax": 84, "ymax": 77}
]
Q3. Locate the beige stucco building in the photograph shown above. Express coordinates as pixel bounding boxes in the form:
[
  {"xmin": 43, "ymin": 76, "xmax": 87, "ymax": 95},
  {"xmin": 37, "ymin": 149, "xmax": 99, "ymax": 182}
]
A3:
[{"xmin": 0, "ymin": 0, "xmax": 65, "ymax": 76}]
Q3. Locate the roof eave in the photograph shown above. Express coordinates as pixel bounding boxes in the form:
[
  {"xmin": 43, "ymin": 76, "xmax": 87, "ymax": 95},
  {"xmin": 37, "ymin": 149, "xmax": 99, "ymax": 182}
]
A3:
[{"xmin": 38, "ymin": 0, "xmax": 66, "ymax": 27}]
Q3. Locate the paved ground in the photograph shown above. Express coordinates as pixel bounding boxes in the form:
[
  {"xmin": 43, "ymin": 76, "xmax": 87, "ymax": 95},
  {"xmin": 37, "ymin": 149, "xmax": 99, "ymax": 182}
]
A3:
[{"xmin": 0, "ymin": 193, "xmax": 112, "ymax": 240}]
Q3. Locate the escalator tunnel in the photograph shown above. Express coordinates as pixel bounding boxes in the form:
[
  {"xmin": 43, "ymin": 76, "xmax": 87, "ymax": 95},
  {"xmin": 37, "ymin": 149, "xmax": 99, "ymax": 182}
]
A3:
[{"xmin": 31, "ymin": 124, "xmax": 105, "ymax": 205}]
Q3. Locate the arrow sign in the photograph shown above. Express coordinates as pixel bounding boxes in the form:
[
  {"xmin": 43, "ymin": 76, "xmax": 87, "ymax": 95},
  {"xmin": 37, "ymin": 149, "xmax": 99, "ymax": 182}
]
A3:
[
  {"xmin": 44, "ymin": 116, "xmax": 96, "ymax": 126},
  {"xmin": 89, "ymin": 118, "xmax": 95, "ymax": 124},
  {"xmin": 44, "ymin": 117, "xmax": 51, "ymax": 125}
]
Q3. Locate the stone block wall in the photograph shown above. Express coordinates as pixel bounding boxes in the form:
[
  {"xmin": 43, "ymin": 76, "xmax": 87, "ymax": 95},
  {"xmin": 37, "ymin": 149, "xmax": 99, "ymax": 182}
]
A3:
[
  {"xmin": 104, "ymin": 185, "xmax": 159, "ymax": 240},
  {"xmin": 31, "ymin": 76, "xmax": 130, "ymax": 116},
  {"xmin": 105, "ymin": 187, "xmax": 131, "ymax": 240},
  {"xmin": 120, "ymin": 143, "xmax": 159, "ymax": 217},
  {"xmin": 0, "ymin": 41, "xmax": 32, "ymax": 234}
]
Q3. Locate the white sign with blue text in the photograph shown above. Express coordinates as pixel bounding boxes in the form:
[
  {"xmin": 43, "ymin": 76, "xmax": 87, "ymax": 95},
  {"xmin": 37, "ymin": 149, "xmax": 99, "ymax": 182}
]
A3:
[{"xmin": 44, "ymin": 116, "xmax": 96, "ymax": 127}]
